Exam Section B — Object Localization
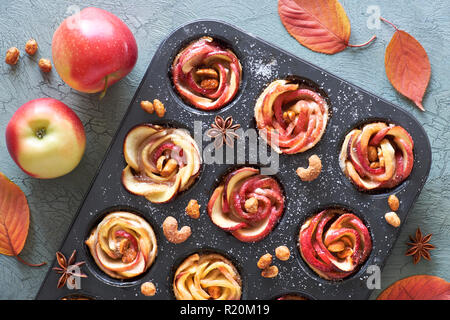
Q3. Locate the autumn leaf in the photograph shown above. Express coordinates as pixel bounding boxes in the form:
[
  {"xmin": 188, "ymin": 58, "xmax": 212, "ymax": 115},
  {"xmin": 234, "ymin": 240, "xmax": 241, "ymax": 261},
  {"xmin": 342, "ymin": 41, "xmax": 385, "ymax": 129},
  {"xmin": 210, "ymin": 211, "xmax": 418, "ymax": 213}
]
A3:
[
  {"xmin": 278, "ymin": 0, "xmax": 376, "ymax": 54},
  {"xmin": 377, "ymin": 275, "xmax": 450, "ymax": 300},
  {"xmin": 0, "ymin": 172, "xmax": 45, "ymax": 267},
  {"xmin": 382, "ymin": 17, "xmax": 431, "ymax": 111}
]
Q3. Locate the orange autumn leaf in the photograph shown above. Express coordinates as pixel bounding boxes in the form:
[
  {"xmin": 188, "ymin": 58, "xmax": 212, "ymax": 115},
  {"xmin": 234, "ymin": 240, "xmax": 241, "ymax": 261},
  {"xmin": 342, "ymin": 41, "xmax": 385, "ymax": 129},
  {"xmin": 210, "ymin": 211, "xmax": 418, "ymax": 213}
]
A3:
[
  {"xmin": 382, "ymin": 17, "xmax": 431, "ymax": 111},
  {"xmin": 0, "ymin": 172, "xmax": 45, "ymax": 267},
  {"xmin": 278, "ymin": 0, "xmax": 376, "ymax": 54},
  {"xmin": 0, "ymin": 172, "xmax": 29, "ymax": 257},
  {"xmin": 377, "ymin": 275, "xmax": 450, "ymax": 300}
]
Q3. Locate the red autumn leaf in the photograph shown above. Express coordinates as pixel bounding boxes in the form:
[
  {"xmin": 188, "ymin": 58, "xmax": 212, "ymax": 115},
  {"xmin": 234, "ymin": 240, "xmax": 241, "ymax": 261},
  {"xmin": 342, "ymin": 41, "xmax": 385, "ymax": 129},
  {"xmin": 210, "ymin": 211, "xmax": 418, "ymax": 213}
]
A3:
[
  {"xmin": 377, "ymin": 275, "xmax": 450, "ymax": 300},
  {"xmin": 0, "ymin": 172, "xmax": 45, "ymax": 267},
  {"xmin": 278, "ymin": 0, "xmax": 376, "ymax": 54},
  {"xmin": 382, "ymin": 17, "xmax": 431, "ymax": 111}
]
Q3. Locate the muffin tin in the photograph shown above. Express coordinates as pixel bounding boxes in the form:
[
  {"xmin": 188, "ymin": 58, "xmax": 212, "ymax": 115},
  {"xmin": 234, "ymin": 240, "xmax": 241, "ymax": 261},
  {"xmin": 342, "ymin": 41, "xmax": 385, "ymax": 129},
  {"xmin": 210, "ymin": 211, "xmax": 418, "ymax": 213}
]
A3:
[{"xmin": 36, "ymin": 20, "xmax": 431, "ymax": 300}]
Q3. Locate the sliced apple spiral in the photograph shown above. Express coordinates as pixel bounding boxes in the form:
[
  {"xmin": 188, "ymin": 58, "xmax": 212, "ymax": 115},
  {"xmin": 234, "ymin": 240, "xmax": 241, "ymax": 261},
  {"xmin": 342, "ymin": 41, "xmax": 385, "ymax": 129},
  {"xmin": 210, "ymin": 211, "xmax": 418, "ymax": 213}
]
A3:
[
  {"xmin": 173, "ymin": 253, "xmax": 242, "ymax": 300},
  {"xmin": 339, "ymin": 122, "xmax": 414, "ymax": 190},
  {"xmin": 254, "ymin": 79, "xmax": 329, "ymax": 154},
  {"xmin": 172, "ymin": 37, "xmax": 242, "ymax": 111},
  {"xmin": 207, "ymin": 167, "xmax": 284, "ymax": 242},
  {"xmin": 299, "ymin": 209, "xmax": 372, "ymax": 280},
  {"xmin": 85, "ymin": 211, "xmax": 157, "ymax": 279},
  {"xmin": 122, "ymin": 124, "xmax": 202, "ymax": 203}
]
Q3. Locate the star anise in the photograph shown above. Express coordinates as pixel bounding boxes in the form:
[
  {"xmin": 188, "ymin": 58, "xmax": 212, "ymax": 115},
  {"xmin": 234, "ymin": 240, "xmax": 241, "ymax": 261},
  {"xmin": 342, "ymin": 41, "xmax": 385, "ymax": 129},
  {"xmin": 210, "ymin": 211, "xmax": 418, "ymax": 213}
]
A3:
[
  {"xmin": 53, "ymin": 250, "xmax": 87, "ymax": 288},
  {"xmin": 206, "ymin": 116, "xmax": 241, "ymax": 148},
  {"xmin": 405, "ymin": 228, "xmax": 435, "ymax": 264}
]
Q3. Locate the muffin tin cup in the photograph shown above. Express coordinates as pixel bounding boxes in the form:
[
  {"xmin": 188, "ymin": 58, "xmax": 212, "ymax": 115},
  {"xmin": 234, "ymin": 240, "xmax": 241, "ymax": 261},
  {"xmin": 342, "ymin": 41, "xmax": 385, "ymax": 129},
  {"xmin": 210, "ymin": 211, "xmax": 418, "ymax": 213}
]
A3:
[
  {"xmin": 36, "ymin": 20, "xmax": 431, "ymax": 300},
  {"xmin": 82, "ymin": 206, "xmax": 160, "ymax": 288}
]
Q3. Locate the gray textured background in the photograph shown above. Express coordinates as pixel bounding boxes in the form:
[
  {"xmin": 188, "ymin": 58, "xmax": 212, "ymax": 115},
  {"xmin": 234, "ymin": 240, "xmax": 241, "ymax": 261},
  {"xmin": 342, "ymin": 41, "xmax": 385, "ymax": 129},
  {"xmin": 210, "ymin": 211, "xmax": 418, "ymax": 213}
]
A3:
[{"xmin": 0, "ymin": 0, "xmax": 448, "ymax": 300}]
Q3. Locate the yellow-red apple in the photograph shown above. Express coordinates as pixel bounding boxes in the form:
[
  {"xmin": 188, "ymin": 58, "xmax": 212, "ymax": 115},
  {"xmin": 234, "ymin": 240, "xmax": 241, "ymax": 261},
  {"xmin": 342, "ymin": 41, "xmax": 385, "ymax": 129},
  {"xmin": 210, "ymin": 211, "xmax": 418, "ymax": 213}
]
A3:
[
  {"xmin": 52, "ymin": 7, "xmax": 138, "ymax": 96},
  {"xmin": 6, "ymin": 98, "xmax": 86, "ymax": 179}
]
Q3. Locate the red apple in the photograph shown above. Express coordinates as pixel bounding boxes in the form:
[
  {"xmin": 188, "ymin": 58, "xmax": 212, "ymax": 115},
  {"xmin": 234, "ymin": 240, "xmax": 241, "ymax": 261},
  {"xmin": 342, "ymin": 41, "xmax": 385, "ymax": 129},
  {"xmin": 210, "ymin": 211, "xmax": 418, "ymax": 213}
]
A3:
[
  {"xmin": 52, "ymin": 7, "xmax": 138, "ymax": 96},
  {"xmin": 6, "ymin": 98, "xmax": 86, "ymax": 179}
]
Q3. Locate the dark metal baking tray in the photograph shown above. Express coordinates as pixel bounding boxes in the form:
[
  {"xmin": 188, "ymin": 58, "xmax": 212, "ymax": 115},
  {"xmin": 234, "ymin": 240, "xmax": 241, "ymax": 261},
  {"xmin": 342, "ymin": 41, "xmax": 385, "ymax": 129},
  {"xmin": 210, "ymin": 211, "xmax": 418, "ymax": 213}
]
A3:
[{"xmin": 36, "ymin": 20, "xmax": 431, "ymax": 300}]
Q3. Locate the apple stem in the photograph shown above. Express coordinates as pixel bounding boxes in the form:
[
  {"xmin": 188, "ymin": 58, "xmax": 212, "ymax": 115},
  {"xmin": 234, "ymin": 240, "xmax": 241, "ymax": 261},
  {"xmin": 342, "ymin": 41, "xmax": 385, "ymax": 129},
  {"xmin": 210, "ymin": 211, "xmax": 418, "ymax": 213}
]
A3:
[
  {"xmin": 35, "ymin": 128, "xmax": 46, "ymax": 139},
  {"xmin": 99, "ymin": 75, "xmax": 109, "ymax": 100},
  {"xmin": 16, "ymin": 255, "xmax": 47, "ymax": 267}
]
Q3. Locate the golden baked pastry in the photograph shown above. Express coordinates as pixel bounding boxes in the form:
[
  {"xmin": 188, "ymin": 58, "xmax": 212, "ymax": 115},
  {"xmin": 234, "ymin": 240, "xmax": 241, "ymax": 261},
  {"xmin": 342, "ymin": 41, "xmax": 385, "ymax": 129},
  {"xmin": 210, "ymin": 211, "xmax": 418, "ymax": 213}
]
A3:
[
  {"xmin": 207, "ymin": 167, "xmax": 284, "ymax": 242},
  {"xmin": 339, "ymin": 122, "xmax": 414, "ymax": 190},
  {"xmin": 122, "ymin": 124, "xmax": 202, "ymax": 203},
  {"xmin": 85, "ymin": 211, "xmax": 157, "ymax": 279},
  {"xmin": 299, "ymin": 208, "xmax": 372, "ymax": 280},
  {"xmin": 254, "ymin": 79, "xmax": 328, "ymax": 154},
  {"xmin": 173, "ymin": 253, "xmax": 242, "ymax": 300},
  {"xmin": 172, "ymin": 37, "xmax": 242, "ymax": 110}
]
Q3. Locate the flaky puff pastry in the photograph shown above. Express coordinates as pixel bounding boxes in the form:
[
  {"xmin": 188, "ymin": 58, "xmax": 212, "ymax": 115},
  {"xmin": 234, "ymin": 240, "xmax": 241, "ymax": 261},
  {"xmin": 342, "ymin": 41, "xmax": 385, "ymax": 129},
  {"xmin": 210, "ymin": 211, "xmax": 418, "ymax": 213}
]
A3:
[
  {"xmin": 86, "ymin": 211, "xmax": 157, "ymax": 279},
  {"xmin": 173, "ymin": 253, "xmax": 242, "ymax": 300}
]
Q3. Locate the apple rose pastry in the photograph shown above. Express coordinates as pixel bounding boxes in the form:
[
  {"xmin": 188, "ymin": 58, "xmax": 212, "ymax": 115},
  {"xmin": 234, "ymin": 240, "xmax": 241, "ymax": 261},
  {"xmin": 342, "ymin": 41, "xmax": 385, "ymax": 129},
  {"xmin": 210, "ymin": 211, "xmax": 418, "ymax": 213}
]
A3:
[
  {"xmin": 173, "ymin": 253, "xmax": 242, "ymax": 300},
  {"xmin": 299, "ymin": 209, "xmax": 372, "ymax": 280},
  {"xmin": 85, "ymin": 211, "xmax": 157, "ymax": 279},
  {"xmin": 172, "ymin": 37, "xmax": 242, "ymax": 111},
  {"xmin": 207, "ymin": 167, "xmax": 284, "ymax": 242},
  {"xmin": 339, "ymin": 122, "xmax": 414, "ymax": 190},
  {"xmin": 254, "ymin": 79, "xmax": 329, "ymax": 154},
  {"xmin": 122, "ymin": 124, "xmax": 202, "ymax": 203}
]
